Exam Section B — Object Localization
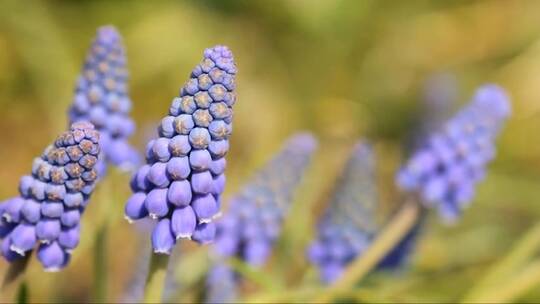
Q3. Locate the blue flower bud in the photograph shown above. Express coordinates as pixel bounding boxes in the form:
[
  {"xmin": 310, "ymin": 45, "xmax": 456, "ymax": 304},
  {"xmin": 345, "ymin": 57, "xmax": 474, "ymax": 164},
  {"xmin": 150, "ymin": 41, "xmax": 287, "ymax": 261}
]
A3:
[
  {"xmin": 192, "ymin": 222, "xmax": 216, "ymax": 244},
  {"xmin": 60, "ymin": 209, "xmax": 81, "ymax": 227},
  {"xmin": 41, "ymin": 201, "xmax": 64, "ymax": 218},
  {"xmin": 169, "ymin": 135, "xmax": 192, "ymax": 157},
  {"xmin": 166, "ymin": 157, "xmax": 191, "ymax": 180},
  {"xmin": 58, "ymin": 225, "xmax": 80, "ymax": 251},
  {"xmin": 192, "ymin": 194, "xmax": 218, "ymax": 223},
  {"xmin": 10, "ymin": 223, "xmax": 37, "ymax": 255},
  {"xmin": 21, "ymin": 199, "xmax": 41, "ymax": 224},
  {"xmin": 152, "ymin": 219, "xmax": 175, "ymax": 254},
  {"xmin": 36, "ymin": 219, "xmax": 61, "ymax": 243},
  {"xmin": 145, "ymin": 189, "xmax": 169, "ymax": 219},
  {"xmin": 125, "ymin": 193, "xmax": 148, "ymax": 222},
  {"xmin": 148, "ymin": 162, "xmax": 170, "ymax": 188},
  {"xmin": 167, "ymin": 181, "xmax": 192, "ymax": 207},
  {"xmin": 37, "ymin": 241, "xmax": 69, "ymax": 272},
  {"xmin": 171, "ymin": 206, "xmax": 197, "ymax": 239}
]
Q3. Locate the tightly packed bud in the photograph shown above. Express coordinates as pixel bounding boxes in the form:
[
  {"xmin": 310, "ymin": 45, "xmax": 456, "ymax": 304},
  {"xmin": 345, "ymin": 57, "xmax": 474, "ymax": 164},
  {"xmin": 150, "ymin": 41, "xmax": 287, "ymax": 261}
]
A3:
[
  {"xmin": 204, "ymin": 133, "xmax": 317, "ymax": 303},
  {"xmin": 307, "ymin": 142, "xmax": 378, "ymax": 284},
  {"xmin": 0, "ymin": 122, "xmax": 100, "ymax": 271},
  {"xmin": 396, "ymin": 84, "xmax": 511, "ymax": 221},
  {"xmin": 68, "ymin": 26, "xmax": 138, "ymax": 175},
  {"xmin": 125, "ymin": 45, "xmax": 237, "ymax": 253}
]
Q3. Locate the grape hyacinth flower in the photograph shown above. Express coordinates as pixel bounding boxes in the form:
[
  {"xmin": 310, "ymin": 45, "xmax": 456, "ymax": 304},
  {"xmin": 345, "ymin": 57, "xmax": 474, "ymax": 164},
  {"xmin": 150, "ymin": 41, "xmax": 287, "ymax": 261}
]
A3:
[
  {"xmin": 307, "ymin": 142, "xmax": 378, "ymax": 284},
  {"xmin": 204, "ymin": 133, "xmax": 317, "ymax": 303},
  {"xmin": 68, "ymin": 26, "xmax": 138, "ymax": 175},
  {"xmin": 396, "ymin": 84, "xmax": 511, "ymax": 222},
  {"xmin": 212, "ymin": 133, "xmax": 317, "ymax": 265},
  {"xmin": 125, "ymin": 45, "xmax": 237, "ymax": 253},
  {"xmin": 0, "ymin": 122, "xmax": 100, "ymax": 271}
]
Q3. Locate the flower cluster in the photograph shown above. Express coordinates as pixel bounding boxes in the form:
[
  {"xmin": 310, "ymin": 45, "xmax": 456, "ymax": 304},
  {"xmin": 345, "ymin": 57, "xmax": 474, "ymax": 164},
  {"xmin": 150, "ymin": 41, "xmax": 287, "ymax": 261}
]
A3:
[
  {"xmin": 211, "ymin": 133, "xmax": 317, "ymax": 266},
  {"xmin": 0, "ymin": 122, "xmax": 100, "ymax": 271},
  {"xmin": 396, "ymin": 84, "xmax": 511, "ymax": 221},
  {"xmin": 124, "ymin": 45, "xmax": 237, "ymax": 253},
  {"xmin": 68, "ymin": 26, "xmax": 138, "ymax": 175},
  {"xmin": 307, "ymin": 142, "xmax": 378, "ymax": 283},
  {"xmin": 204, "ymin": 133, "xmax": 317, "ymax": 302}
]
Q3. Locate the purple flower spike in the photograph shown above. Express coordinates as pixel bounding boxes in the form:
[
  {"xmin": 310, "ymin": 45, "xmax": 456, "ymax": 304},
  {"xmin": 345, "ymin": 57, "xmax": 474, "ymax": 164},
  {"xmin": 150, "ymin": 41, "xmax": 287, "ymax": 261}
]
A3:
[
  {"xmin": 205, "ymin": 133, "xmax": 317, "ymax": 303},
  {"xmin": 125, "ymin": 46, "xmax": 237, "ymax": 252},
  {"xmin": 307, "ymin": 142, "xmax": 378, "ymax": 284},
  {"xmin": 0, "ymin": 122, "xmax": 100, "ymax": 270},
  {"xmin": 396, "ymin": 84, "xmax": 511, "ymax": 222},
  {"xmin": 68, "ymin": 26, "xmax": 139, "ymax": 175}
]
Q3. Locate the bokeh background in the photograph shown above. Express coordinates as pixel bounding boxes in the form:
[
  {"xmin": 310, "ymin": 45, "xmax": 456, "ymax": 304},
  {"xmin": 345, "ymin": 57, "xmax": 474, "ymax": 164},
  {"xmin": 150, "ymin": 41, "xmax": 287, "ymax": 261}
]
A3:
[{"xmin": 1, "ymin": 0, "xmax": 540, "ymax": 302}]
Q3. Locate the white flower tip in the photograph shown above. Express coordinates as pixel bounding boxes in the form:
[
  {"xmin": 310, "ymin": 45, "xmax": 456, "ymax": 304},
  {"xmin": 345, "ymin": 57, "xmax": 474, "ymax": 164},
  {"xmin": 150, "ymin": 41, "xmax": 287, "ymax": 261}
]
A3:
[
  {"xmin": 199, "ymin": 218, "xmax": 212, "ymax": 224},
  {"xmin": 9, "ymin": 245, "xmax": 26, "ymax": 256},
  {"xmin": 2, "ymin": 214, "xmax": 12, "ymax": 222},
  {"xmin": 212, "ymin": 212, "xmax": 222, "ymax": 220},
  {"xmin": 175, "ymin": 234, "xmax": 192, "ymax": 240},
  {"xmin": 153, "ymin": 249, "xmax": 171, "ymax": 255},
  {"xmin": 149, "ymin": 213, "xmax": 159, "ymax": 220},
  {"xmin": 44, "ymin": 267, "xmax": 61, "ymax": 273},
  {"xmin": 124, "ymin": 215, "xmax": 134, "ymax": 224}
]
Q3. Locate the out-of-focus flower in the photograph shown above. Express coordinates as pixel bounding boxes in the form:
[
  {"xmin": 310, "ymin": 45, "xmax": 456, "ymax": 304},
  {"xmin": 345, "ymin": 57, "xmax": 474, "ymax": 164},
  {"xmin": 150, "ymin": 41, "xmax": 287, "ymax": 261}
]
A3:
[
  {"xmin": 396, "ymin": 84, "xmax": 511, "ymax": 222},
  {"xmin": 68, "ymin": 26, "xmax": 138, "ymax": 175},
  {"xmin": 205, "ymin": 264, "xmax": 238, "ymax": 304},
  {"xmin": 205, "ymin": 133, "xmax": 317, "ymax": 302},
  {"xmin": 212, "ymin": 133, "xmax": 317, "ymax": 265},
  {"xmin": 0, "ymin": 122, "xmax": 100, "ymax": 271},
  {"xmin": 125, "ymin": 45, "xmax": 237, "ymax": 253},
  {"xmin": 307, "ymin": 142, "xmax": 378, "ymax": 283}
]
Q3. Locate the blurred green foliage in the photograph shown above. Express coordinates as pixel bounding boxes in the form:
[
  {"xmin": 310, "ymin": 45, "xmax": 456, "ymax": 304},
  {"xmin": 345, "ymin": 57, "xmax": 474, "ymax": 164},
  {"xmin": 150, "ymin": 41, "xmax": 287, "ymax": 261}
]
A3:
[{"xmin": 1, "ymin": 0, "xmax": 540, "ymax": 302}]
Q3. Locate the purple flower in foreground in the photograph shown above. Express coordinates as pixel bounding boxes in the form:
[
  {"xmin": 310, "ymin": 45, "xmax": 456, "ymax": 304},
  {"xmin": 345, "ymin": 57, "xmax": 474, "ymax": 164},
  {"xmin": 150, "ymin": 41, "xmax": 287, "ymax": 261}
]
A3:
[
  {"xmin": 397, "ymin": 84, "xmax": 511, "ymax": 222},
  {"xmin": 307, "ymin": 142, "xmax": 378, "ymax": 284},
  {"xmin": 0, "ymin": 122, "xmax": 100, "ymax": 271},
  {"xmin": 69, "ymin": 26, "xmax": 138, "ymax": 175},
  {"xmin": 205, "ymin": 133, "xmax": 317, "ymax": 303},
  {"xmin": 125, "ymin": 45, "xmax": 237, "ymax": 253}
]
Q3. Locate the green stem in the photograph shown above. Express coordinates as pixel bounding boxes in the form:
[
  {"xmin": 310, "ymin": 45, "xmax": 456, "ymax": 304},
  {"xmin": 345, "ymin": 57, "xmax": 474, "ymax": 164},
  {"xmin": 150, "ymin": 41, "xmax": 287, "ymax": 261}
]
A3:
[
  {"xmin": 2, "ymin": 253, "xmax": 32, "ymax": 288},
  {"xmin": 144, "ymin": 252, "xmax": 170, "ymax": 303},
  {"xmin": 462, "ymin": 222, "xmax": 540, "ymax": 302},
  {"xmin": 16, "ymin": 281, "xmax": 28, "ymax": 304},
  {"xmin": 93, "ymin": 223, "xmax": 108, "ymax": 302},
  {"xmin": 315, "ymin": 201, "xmax": 420, "ymax": 303},
  {"xmin": 466, "ymin": 259, "xmax": 540, "ymax": 303}
]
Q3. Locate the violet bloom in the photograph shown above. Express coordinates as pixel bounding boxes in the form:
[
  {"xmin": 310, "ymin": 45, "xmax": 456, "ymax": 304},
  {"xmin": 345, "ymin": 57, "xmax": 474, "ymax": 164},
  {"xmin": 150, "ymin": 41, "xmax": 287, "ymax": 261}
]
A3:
[
  {"xmin": 205, "ymin": 133, "xmax": 317, "ymax": 303},
  {"xmin": 396, "ymin": 84, "xmax": 511, "ymax": 222},
  {"xmin": 307, "ymin": 142, "xmax": 378, "ymax": 284},
  {"xmin": 69, "ymin": 26, "xmax": 138, "ymax": 175},
  {"xmin": 0, "ymin": 122, "xmax": 100, "ymax": 271},
  {"xmin": 125, "ymin": 45, "xmax": 237, "ymax": 253}
]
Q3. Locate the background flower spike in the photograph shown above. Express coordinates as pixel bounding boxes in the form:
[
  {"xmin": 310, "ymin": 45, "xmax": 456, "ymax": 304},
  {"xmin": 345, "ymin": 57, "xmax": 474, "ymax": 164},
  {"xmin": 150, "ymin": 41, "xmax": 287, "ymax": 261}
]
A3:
[
  {"xmin": 0, "ymin": 121, "xmax": 100, "ymax": 271},
  {"xmin": 307, "ymin": 141, "xmax": 378, "ymax": 284},
  {"xmin": 125, "ymin": 45, "xmax": 237, "ymax": 252},
  {"xmin": 205, "ymin": 132, "xmax": 317, "ymax": 302},
  {"xmin": 68, "ymin": 26, "xmax": 139, "ymax": 176},
  {"xmin": 396, "ymin": 84, "xmax": 511, "ymax": 222}
]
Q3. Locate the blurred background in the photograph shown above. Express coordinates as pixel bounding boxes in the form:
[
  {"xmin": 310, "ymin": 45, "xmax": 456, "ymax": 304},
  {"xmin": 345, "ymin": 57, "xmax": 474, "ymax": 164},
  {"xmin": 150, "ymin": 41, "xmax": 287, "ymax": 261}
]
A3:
[{"xmin": 1, "ymin": 0, "xmax": 540, "ymax": 302}]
